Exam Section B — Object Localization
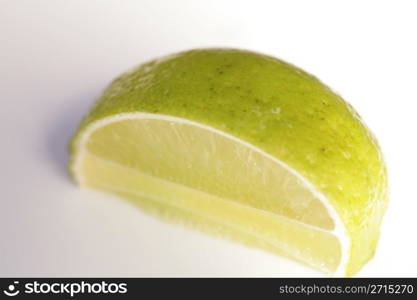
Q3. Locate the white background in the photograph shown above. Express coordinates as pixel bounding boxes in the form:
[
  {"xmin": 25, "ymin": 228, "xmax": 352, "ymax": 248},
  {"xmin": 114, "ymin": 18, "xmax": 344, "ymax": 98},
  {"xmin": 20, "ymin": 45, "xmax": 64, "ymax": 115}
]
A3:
[{"xmin": 1, "ymin": 0, "xmax": 416, "ymax": 277}]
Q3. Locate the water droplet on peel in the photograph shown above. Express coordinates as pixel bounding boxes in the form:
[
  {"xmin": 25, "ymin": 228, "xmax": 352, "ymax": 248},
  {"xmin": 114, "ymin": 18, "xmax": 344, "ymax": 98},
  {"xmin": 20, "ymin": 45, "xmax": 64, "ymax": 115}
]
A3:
[
  {"xmin": 271, "ymin": 107, "xmax": 281, "ymax": 114},
  {"xmin": 342, "ymin": 151, "xmax": 351, "ymax": 159}
]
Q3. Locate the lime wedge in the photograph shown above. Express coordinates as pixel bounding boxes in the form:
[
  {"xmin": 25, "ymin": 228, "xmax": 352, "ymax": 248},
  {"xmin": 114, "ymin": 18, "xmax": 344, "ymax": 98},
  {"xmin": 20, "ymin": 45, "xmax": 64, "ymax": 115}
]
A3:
[{"xmin": 69, "ymin": 49, "xmax": 388, "ymax": 276}]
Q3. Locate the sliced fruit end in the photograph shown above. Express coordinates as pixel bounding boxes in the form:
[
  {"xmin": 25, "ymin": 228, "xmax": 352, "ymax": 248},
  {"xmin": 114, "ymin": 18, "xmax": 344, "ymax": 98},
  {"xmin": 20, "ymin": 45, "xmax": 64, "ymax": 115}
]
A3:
[{"xmin": 70, "ymin": 113, "xmax": 351, "ymax": 276}]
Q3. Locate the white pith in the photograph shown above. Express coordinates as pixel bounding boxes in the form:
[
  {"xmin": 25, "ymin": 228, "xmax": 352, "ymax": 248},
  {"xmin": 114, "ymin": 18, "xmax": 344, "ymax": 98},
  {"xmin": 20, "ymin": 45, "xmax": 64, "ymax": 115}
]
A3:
[{"xmin": 71, "ymin": 112, "xmax": 350, "ymax": 276}]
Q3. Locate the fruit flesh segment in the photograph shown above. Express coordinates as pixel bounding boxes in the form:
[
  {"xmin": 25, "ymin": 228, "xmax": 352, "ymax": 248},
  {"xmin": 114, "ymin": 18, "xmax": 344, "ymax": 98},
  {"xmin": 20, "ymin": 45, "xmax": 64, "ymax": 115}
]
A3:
[
  {"xmin": 81, "ymin": 118, "xmax": 341, "ymax": 273},
  {"xmin": 87, "ymin": 118, "xmax": 335, "ymax": 230},
  {"xmin": 81, "ymin": 152, "xmax": 341, "ymax": 273}
]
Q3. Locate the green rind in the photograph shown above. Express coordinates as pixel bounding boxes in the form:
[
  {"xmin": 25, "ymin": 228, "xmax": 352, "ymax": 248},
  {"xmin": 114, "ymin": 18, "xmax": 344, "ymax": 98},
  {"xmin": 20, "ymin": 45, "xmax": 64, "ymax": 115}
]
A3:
[{"xmin": 69, "ymin": 48, "xmax": 388, "ymax": 276}]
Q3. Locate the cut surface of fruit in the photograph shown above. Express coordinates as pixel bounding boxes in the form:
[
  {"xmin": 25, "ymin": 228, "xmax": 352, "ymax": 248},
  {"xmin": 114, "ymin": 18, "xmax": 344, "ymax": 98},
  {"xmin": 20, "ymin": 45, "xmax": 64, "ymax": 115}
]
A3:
[{"xmin": 73, "ymin": 113, "xmax": 348, "ymax": 275}]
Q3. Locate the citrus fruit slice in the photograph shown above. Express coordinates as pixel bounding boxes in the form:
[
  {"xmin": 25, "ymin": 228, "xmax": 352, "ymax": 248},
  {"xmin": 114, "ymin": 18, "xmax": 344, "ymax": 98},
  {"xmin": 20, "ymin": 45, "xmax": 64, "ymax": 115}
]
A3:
[{"xmin": 69, "ymin": 49, "xmax": 388, "ymax": 276}]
